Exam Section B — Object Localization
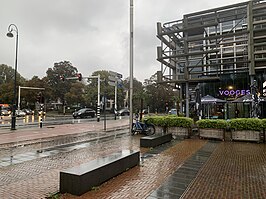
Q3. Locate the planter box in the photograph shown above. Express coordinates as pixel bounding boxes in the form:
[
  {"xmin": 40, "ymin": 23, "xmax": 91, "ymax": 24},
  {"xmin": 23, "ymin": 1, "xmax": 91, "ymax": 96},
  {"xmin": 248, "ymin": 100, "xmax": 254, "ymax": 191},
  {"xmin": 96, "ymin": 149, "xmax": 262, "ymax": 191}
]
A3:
[
  {"xmin": 232, "ymin": 130, "xmax": 261, "ymax": 142},
  {"xmin": 199, "ymin": 128, "xmax": 224, "ymax": 141},
  {"xmin": 155, "ymin": 126, "xmax": 167, "ymax": 134},
  {"xmin": 167, "ymin": 127, "xmax": 190, "ymax": 139}
]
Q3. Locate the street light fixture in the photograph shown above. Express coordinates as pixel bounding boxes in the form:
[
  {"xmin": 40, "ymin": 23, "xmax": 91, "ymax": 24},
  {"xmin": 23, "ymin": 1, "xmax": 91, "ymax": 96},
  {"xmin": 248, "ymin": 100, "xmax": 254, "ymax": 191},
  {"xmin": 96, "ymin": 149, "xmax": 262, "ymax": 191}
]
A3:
[{"xmin": 7, "ymin": 24, "xmax": 19, "ymax": 130}]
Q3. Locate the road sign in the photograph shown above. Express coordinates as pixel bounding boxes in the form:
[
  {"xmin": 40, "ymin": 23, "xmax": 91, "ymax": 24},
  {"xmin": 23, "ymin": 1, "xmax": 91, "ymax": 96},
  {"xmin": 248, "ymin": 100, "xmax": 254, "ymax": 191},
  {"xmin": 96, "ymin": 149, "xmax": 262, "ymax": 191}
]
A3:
[
  {"xmin": 109, "ymin": 71, "xmax": 117, "ymax": 77},
  {"xmin": 108, "ymin": 81, "xmax": 116, "ymax": 86},
  {"xmin": 117, "ymin": 73, "xmax": 122, "ymax": 79},
  {"xmin": 108, "ymin": 75, "xmax": 117, "ymax": 82},
  {"xmin": 109, "ymin": 71, "xmax": 123, "ymax": 79}
]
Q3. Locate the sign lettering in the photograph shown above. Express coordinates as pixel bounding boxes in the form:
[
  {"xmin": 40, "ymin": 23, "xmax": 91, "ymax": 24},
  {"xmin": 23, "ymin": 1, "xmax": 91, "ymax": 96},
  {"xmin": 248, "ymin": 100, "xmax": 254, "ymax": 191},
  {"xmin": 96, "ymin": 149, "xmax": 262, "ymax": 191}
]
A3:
[{"xmin": 219, "ymin": 89, "xmax": 250, "ymax": 96}]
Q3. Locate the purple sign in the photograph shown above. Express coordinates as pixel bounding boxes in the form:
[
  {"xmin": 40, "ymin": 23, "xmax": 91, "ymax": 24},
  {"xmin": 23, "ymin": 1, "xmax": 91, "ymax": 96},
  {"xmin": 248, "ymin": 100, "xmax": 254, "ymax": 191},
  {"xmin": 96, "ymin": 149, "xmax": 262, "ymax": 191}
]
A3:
[{"xmin": 219, "ymin": 89, "xmax": 250, "ymax": 96}]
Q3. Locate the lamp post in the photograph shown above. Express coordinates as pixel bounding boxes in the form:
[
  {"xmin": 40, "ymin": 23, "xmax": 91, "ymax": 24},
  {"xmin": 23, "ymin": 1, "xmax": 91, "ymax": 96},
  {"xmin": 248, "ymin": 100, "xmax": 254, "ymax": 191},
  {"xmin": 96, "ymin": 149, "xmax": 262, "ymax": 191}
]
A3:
[{"xmin": 7, "ymin": 24, "xmax": 19, "ymax": 130}]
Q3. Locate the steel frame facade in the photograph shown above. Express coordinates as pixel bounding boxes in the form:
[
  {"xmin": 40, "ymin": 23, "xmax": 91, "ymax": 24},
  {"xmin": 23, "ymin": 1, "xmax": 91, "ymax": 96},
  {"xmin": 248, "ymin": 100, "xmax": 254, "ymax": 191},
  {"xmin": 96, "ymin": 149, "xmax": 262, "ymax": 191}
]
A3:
[{"xmin": 157, "ymin": 0, "xmax": 266, "ymax": 117}]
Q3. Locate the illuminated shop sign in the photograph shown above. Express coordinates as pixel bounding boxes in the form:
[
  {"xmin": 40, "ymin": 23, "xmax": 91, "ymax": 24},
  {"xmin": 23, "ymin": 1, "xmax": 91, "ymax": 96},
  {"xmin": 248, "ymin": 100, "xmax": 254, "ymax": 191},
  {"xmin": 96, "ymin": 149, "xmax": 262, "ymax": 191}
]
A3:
[{"xmin": 219, "ymin": 89, "xmax": 250, "ymax": 96}]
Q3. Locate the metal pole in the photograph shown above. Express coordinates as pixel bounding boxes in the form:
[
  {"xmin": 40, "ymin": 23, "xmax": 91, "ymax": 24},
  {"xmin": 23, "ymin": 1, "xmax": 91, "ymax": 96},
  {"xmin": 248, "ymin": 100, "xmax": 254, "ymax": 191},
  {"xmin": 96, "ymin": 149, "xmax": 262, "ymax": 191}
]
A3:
[
  {"xmin": 18, "ymin": 86, "xmax": 21, "ymax": 111},
  {"xmin": 11, "ymin": 31, "xmax": 18, "ymax": 130},
  {"xmin": 115, "ymin": 79, "xmax": 117, "ymax": 120},
  {"xmin": 104, "ymin": 92, "xmax": 107, "ymax": 131},
  {"xmin": 185, "ymin": 82, "xmax": 189, "ymax": 117},
  {"xmin": 129, "ymin": 0, "xmax": 134, "ymax": 133},
  {"xmin": 97, "ymin": 74, "xmax": 101, "ymax": 122},
  {"xmin": 7, "ymin": 24, "xmax": 19, "ymax": 130}
]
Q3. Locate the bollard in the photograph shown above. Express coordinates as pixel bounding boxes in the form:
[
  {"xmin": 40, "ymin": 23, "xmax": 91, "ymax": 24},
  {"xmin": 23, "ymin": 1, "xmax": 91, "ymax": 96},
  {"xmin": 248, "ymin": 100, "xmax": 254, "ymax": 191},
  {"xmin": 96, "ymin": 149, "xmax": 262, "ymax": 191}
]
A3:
[{"xmin": 40, "ymin": 118, "xmax": 43, "ymax": 128}]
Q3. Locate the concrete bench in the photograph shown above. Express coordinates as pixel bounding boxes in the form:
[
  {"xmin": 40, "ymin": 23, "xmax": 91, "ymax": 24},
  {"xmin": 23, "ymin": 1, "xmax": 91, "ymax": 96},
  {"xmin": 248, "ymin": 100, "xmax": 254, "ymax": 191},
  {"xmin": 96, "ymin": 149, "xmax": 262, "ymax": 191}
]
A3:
[
  {"xmin": 140, "ymin": 133, "xmax": 172, "ymax": 148},
  {"xmin": 60, "ymin": 150, "xmax": 140, "ymax": 196}
]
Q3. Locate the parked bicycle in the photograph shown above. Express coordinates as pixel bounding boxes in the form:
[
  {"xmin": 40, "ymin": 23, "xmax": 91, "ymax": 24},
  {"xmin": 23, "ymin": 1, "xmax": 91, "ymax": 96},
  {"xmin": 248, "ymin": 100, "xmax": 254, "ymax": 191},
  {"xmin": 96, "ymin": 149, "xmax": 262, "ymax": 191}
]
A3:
[{"xmin": 131, "ymin": 113, "xmax": 155, "ymax": 136}]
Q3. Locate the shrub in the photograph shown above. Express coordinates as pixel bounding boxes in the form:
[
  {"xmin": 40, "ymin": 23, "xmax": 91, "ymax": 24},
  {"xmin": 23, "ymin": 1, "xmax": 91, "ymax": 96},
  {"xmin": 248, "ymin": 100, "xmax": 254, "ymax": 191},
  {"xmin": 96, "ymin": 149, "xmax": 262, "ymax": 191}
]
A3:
[
  {"xmin": 166, "ymin": 115, "xmax": 193, "ymax": 128},
  {"xmin": 196, "ymin": 119, "xmax": 227, "ymax": 129},
  {"xmin": 228, "ymin": 118, "xmax": 262, "ymax": 131},
  {"xmin": 144, "ymin": 115, "xmax": 193, "ymax": 128},
  {"xmin": 261, "ymin": 119, "xmax": 266, "ymax": 130},
  {"xmin": 144, "ymin": 116, "xmax": 167, "ymax": 127}
]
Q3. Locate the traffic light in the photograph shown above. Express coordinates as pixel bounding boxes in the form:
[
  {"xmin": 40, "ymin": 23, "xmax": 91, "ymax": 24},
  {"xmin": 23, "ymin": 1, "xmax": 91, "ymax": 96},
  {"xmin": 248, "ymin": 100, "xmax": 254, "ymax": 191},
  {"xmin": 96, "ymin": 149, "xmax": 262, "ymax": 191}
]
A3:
[
  {"xmin": 77, "ymin": 73, "xmax": 82, "ymax": 81},
  {"xmin": 60, "ymin": 75, "xmax": 65, "ymax": 81},
  {"xmin": 36, "ymin": 94, "xmax": 41, "ymax": 103}
]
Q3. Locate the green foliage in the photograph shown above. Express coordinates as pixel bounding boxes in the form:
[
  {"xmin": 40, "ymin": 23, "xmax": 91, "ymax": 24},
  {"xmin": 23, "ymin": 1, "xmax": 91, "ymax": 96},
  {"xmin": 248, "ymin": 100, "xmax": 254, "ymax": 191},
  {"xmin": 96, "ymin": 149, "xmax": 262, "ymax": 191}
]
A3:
[
  {"xmin": 228, "ymin": 118, "xmax": 262, "ymax": 131},
  {"xmin": 262, "ymin": 119, "xmax": 266, "ymax": 130},
  {"xmin": 47, "ymin": 192, "xmax": 61, "ymax": 199},
  {"xmin": 65, "ymin": 82, "xmax": 85, "ymax": 106},
  {"xmin": 196, "ymin": 119, "xmax": 227, "ymax": 129},
  {"xmin": 144, "ymin": 116, "xmax": 167, "ymax": 127},
  {"xmin": 166, "ymin": 115, "xmax": 193, "ymax": 128},
  {"xmin": 46, "ymin": 61, "xmax": 78, "ymax": 103},
  {"xmin": 144, "ymin": 115, "xmax": 193, "ymax": 128}
]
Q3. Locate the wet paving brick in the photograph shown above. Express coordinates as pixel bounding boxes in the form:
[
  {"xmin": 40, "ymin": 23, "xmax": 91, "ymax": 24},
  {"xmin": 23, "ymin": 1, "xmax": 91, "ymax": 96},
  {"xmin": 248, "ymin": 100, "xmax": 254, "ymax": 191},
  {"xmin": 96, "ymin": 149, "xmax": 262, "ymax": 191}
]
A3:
[
  {"xmin": 61, "ymin": 139, "xmax": 207, "ymax": 199},
  {"xmin": 147, "ymin": 141, "xmax": 219, "ymax": 199},
  {"xmin": 182, "ymin": 142, "xmax": 266, "ymax": 199},
  {"xmin": 1, "ymin": 128, "xmax": 266, "ymax": 199}
]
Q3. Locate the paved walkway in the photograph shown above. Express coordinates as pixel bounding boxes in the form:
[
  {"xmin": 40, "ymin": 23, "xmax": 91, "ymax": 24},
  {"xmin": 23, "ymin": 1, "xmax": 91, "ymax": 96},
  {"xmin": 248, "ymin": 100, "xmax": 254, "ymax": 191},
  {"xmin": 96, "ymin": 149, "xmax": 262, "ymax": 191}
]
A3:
[{"xmin": 0, "ymin": 119, "xmax": 266, "ymax": 199}]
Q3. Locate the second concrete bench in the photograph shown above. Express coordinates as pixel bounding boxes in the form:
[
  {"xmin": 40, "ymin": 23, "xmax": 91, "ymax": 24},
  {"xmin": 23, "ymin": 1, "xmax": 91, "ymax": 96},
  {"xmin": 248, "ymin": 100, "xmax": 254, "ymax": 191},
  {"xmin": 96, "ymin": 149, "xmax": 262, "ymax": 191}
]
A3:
[{"xmin": 140, "ymin": 133, "xmax": 172, "ymax": 148}]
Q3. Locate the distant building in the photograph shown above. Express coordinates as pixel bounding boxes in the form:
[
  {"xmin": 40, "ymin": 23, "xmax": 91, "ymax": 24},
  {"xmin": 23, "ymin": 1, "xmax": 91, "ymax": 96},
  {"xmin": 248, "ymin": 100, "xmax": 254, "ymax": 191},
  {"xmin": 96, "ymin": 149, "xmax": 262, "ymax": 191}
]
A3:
[{"xmin": 157, "ymin": 0, "xmax": 266, "ymax": 118}]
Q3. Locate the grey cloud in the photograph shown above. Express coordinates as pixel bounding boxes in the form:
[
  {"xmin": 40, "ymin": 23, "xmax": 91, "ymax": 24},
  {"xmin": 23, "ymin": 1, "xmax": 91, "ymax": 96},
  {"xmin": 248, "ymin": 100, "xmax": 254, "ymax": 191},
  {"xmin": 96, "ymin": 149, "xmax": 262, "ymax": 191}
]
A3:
[{"xmin": 1, "ymin": 0, "xmax": 246, "ymax": 82}]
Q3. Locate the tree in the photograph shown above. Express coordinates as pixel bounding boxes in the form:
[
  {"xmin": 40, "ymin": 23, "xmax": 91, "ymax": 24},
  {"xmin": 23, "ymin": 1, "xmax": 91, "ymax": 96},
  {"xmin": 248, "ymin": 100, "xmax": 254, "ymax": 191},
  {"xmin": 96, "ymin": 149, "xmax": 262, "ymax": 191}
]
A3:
[
  {"xmin": 0, "ymin": 64, "xmax": 26, "ymax": 104},
  {"xmin": 143, "ymin": 74, "xmax": 176, "ymax": 113},
  {"xmin": 84, "ymin": 70, "xmax": 125, "ymax": 110},
  {"xmin": 123, "ymin": 77, "xmax": 145, "ymax": 112},
  {"xmin": 65, "ymin": 82, "xmax": 85, "ymax": 107},
  {"xmin": 19, "ymin": 76, "xmax": 51, "ymax": 109},
  {"xmin": 46, "ymin": 61, "xmax": 78, "ymax": 104}
]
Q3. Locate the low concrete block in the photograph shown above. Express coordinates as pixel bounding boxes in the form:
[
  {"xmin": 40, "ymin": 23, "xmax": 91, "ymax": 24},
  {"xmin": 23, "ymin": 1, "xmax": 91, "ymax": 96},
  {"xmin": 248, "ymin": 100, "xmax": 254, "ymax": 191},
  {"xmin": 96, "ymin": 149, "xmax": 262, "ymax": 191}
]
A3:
[
  {"xmin": 60, "ymin": 150, "xmax": 140, "ymax": 196},
  {"xmin": 140, "ymin": 133, "xmax": 172, "ymax": 148}
]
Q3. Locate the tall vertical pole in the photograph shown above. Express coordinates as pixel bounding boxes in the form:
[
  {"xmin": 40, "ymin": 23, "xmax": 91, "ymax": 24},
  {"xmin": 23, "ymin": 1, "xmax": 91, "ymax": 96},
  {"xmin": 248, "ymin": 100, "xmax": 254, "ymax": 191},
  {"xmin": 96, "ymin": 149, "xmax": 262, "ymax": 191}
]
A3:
[
  {"xmin": 97, "ymin": 74, "xmax": 101, "ymax": 122},
  {"xmin": 7, "ymin": 24, "xmax": 19, "ymax": 130},
  {"xmin": 18, "ymin": 86, "xmax": 21, "ymax": 111},
  {"xmin": 115, "ymin": 79, "xmax": 117, "ymax": 113},
  {"xmin": 129, "ymin": 0, "xmax": 134, "ymax": 133}
]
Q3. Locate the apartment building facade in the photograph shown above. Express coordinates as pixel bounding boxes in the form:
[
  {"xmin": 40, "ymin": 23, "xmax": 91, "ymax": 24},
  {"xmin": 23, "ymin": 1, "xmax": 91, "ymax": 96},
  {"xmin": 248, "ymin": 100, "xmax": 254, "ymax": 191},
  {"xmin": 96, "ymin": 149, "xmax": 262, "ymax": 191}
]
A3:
[{"xmin": 157, "ymin": 0, "xmax": 266, "ymax": 118}]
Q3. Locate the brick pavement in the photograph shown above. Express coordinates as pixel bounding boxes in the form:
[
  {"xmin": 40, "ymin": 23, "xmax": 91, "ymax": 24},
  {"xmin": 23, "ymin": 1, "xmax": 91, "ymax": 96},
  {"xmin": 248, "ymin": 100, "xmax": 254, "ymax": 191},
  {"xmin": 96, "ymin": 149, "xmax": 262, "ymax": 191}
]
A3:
[
  {"xmin": 61, "ymin": 139, "xmax": 208, "ymax": 199},
  {"xmin": 1, "ymin": 119, "xmax": 266, "ymax": 199},
  {"xmin": 60, "ymin": 141, "xmax": 266, "ymax": 199},
  {"xmin": 182, "ymin": 142, "xmax": 266, "ymax": 199}
]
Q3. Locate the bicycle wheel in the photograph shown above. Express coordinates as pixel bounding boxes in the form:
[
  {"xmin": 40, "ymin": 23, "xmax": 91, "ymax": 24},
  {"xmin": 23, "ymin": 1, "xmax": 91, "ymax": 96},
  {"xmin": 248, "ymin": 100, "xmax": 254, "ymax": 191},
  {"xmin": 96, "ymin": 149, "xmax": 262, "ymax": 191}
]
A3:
[
  {"xmin": 131, "ymin": 123, "xmax": 137, "ymax": 135},
  {"xmin": 145, "ymin": 124, "xmax": 155, "ymax": 136}
]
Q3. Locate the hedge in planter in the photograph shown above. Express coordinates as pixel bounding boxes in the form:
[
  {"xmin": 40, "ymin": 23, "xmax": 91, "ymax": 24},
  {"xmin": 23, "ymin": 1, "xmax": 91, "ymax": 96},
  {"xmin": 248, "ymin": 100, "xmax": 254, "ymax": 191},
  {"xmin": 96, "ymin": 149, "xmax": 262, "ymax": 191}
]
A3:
[
  {"xmin": 196, "ymin": 119, "xmax": 227, "ymax": 141},
  {"xmin": 228, "ymin": 118, "xmax": 263, "ymax": 142},
  {"xmin": 144, "ymin": 115, "xmax": 193, "ymax": 137},
  {"xmin": 262, "ymin": 119, "xmax": 266, "ymax": 143},
  {"xmin": 166, "ymin": 116, "xmax": 193, "ymax": 138},
  {"xmin": 261, "ymin": 119, "xmax": 266, "ymax": 130},
  {"xmin": 166, "ymin": 115, "xmax": 193, "ymax": 128},
  {"xmin": 144, "ymin": 116, "xmax": 167, "ymax": 133}
]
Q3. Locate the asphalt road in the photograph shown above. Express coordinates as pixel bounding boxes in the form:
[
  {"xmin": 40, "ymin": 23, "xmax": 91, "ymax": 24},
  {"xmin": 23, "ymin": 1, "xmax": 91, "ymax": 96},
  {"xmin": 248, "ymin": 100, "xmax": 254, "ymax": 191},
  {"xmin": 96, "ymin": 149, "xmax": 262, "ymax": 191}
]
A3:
[{"xmin": 0, "ymin": 114, "xmax": 121, "ymax": 129}]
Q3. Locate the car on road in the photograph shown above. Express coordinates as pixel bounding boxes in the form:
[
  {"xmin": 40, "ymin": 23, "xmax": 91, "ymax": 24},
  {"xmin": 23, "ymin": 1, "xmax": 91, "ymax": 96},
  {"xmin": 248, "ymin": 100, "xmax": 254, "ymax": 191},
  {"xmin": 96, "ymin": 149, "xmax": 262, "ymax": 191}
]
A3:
[
  {"xmin": 16, "ymin": 110, "xmax": 26, "ymax": 117},
  {"xmin": 168, "ymin": 108, "xmax": 177, "ymax": 115},
  {"xmin": 1, "ymin": 109, "xmax": 10, "ymax": 116},
  {"xmin": 73, "ymin": 108, "xmax": 96, "ymax": 119},
  {"xmin": 22, "ymin": 109, "xmax": 34, "ymax": 115},
  {"xmin": 115, "ymin": 108, "xmax": 130, "ymax": 116}
]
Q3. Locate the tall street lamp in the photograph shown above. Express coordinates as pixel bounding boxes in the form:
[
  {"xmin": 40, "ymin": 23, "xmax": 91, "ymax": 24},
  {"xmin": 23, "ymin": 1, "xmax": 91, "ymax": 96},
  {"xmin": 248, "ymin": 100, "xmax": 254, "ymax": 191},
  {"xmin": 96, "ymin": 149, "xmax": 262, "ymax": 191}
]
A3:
[{"xmin": 7, "ymin": 24, "xmax": 19, "ymax": 130}]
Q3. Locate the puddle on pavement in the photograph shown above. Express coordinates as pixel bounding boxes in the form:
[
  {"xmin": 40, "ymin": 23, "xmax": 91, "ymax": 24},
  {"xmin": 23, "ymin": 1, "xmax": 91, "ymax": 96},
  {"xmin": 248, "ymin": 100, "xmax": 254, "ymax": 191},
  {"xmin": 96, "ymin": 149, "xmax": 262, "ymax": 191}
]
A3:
[{"xmin": 0, "ymin": 129, "xmax": 129, "ymax": 167}]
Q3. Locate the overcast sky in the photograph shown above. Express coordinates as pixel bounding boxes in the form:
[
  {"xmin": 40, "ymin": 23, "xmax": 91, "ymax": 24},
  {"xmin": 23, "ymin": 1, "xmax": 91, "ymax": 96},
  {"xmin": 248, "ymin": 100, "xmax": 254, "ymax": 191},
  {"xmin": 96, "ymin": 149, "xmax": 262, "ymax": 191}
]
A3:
[{"xmin": 0, "ymin": 0, "xmax": 246, "ymax": 82}]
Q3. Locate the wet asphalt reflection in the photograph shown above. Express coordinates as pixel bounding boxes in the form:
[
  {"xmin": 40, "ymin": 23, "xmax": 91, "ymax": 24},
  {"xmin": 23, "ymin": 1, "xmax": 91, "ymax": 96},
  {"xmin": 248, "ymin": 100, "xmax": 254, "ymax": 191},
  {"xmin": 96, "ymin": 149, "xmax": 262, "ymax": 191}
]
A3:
[{"xmin": 0, "ymin": 129, "xmax": 128, "ymax": 167}]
